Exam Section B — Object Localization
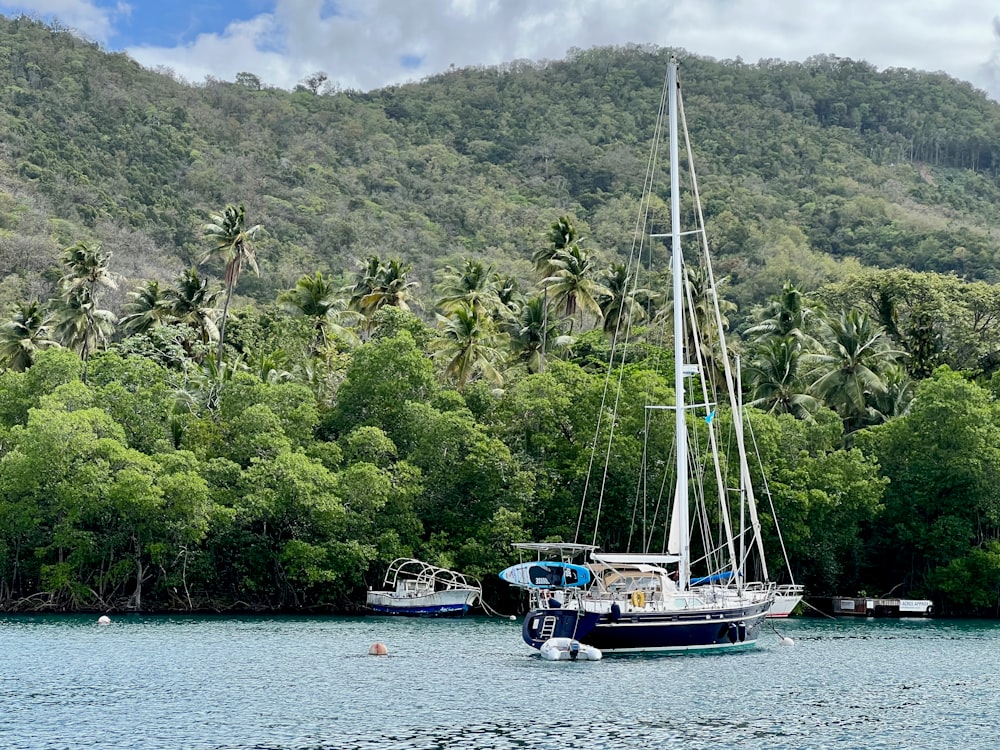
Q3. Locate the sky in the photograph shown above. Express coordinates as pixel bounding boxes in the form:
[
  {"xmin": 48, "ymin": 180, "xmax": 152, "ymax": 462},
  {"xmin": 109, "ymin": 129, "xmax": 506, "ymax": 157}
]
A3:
[{"xmin": 3, "ymin": 0, "xmax": 1000, "ymax": 98}]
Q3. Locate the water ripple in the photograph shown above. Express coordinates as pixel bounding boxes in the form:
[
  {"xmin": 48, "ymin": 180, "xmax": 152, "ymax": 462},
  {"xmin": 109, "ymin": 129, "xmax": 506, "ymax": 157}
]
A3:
[{"xmin": 3, "ymin": 615, "xmax": 1000, "ymax": 749}]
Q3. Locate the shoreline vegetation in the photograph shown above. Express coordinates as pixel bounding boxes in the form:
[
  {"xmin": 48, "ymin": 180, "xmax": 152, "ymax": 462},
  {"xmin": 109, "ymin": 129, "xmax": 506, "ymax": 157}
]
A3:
[{"xmin": 1, "ymin": 294, "xmax": 997, "ymax": 619}]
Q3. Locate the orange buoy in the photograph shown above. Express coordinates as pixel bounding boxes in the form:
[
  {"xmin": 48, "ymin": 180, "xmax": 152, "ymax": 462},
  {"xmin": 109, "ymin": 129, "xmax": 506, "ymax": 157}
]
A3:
[{"xmin": 368, "ymin": 642, "xmax": 388, "ymax": 656}]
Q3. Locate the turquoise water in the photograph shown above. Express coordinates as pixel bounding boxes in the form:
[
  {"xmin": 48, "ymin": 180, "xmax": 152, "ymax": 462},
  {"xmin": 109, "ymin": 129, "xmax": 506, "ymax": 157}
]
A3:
[{"xmin": 2, "ymin": 614, "xmax": 998, "ymax": 749}]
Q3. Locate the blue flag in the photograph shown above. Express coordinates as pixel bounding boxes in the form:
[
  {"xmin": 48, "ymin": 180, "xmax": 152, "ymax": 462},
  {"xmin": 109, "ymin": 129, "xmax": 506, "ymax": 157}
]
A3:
[{"xmin": 705, "ymin": 409, "xmax": 716, "ymax": 425}]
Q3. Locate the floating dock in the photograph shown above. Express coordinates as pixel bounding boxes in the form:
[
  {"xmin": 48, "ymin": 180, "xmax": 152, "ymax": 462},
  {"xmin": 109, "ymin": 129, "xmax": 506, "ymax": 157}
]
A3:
[{"xmin": 811, "ymin": 596, "xmax": 934, "ymax": 617}]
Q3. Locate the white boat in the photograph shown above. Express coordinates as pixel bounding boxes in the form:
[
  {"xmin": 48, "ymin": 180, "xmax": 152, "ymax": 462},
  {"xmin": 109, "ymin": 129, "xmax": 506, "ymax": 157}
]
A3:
[
  {"xmin": 503, "ymin": 57, "xmax": 781, "ymax": 654},
  {"xmin": 767, "ymin": 584, "xmax": 805, "ymax": 618},
  {"xmin": 366, "ymin": 558, "xmax": 481, "ymax": 616}
]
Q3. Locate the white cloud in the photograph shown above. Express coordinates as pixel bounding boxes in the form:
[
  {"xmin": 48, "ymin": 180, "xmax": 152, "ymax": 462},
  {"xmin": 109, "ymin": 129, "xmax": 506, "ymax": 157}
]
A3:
[
  {"xmin": 17, "ymin": 0, "xmax": 1000, "ymax": 98},
  {"xmin": 127, "ymin": 13, "xmax": 289, "ymax": 86},
  {"xmin": 0, "ymin": 0, "xmax": 126, "ymax": 43}
]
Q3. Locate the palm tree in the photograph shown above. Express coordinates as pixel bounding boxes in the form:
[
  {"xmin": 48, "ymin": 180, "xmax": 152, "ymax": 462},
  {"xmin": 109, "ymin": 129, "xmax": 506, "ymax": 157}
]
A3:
[
  {"xmin": 652, "ymin": 265, "xmax": 734, "ymax": 377},
  {"xmin": 249, "ymin": 348, "xmax": 294, "ymax": 384},
  {"xmin": 534, "ymin": 215, "xmax": 578, "ymax": 277},
  {"xmin": 492, "ymin": 272, "xmax": 522, "ymax": 319},
  {"xmin": 293, "ymin": 343, "xmax": 343, "ymax": 408},
  {"xmin": 61, "ymin": 241, "xmax": 117, "ymax": 299},
  {"xmin": 506, "ymin": 295, "xmax": 573, "ymax": 374},
  {"xmin": 172, "ymin": 354, "xmax": 247, "ymax": 415},
  {"xmin": 347, "ymin": 255, "xmax": 383, "ymax": 311},
  {"xmin": 346, "ymin": 255, "xmax": 385, "ymax": 338},
  {"xmin": 120, "ymin": 280, "xmax": 172, "ymax": 335},
  {"xmin": 742, "ymin": 282, "xmax": 826, "ymax": 421},
  {"xmin": 745, "ymin": 282, "xmax": 820, "ymax": 350},
  {"xmin": 436, "ymin": 259, "xmax": 498, "ymax": 316},
  {"xmin": 280, "ymin": 271, "xmax": 360, "ymax": 348},
  {"xmin": 166, "ymin": 267, "xmax": 222, "ymax": 356},
  {"xmin": 57, "ymin": 241, "xmax": 117, "ymax": 379},
  {"xmin": 542, "ymin": 244, "xmax": 610, "ymax": 330},
  {"xmin": 598, "ymin": 263, "xmax": 646, "ymax": 335},
  {"xmin": 805, "ymin": 308, "xmax": 902, "ymax": 437},
  {"xmin": 867, "ymin": 363, "xmax": 915, "ymax": 424},
  {"xmin": 53, "ymin": 289, "xmax": 116, "ymax": 371},
  {"xmin": 359, "ymin": 258, "xmax": 419, "ymax": 314},
  {"xmin": 435, "ymin": 303, "xmax": 507, "ymax": 390},
  {"xmin": 0, "ymin": 300, "xmax": 60, "ymax": 371},
  {"xmin": 202, "ymin": 204, "xmax": 263, "ymax": 368},
  {"xmin": 744, "ymin": 338, "xmax": 820, "ymax": 420}
]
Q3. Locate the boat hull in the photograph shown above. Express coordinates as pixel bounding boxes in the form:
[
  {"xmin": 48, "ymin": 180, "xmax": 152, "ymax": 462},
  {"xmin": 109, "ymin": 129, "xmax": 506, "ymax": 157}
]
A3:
[
  {"xmin": 521, "ymin": 602, "xmax": 771, "ymax": 653},
  {"xmin": 766, "ymin": 588, "xmax": 804, "ymax": 618},
  {"xmin": 366, "ymin": 589, "xmax": 478, "ymax": 617},
  {"xmin": 767, "ymin": 594, "xmax": 802, "ymax": 619}
]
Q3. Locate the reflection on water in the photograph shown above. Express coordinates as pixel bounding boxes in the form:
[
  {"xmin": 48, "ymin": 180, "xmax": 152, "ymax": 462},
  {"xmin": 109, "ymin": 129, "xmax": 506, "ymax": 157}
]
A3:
[{"xmin": 2, "ymin": 615, "xmax": 998, "ymax": 749}]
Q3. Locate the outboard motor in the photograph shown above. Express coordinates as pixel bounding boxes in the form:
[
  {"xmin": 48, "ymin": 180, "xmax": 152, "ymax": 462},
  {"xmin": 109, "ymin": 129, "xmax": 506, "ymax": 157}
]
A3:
[{"xmin": 569, "ymin": 640, "xmax": 581, "ymax": 661}]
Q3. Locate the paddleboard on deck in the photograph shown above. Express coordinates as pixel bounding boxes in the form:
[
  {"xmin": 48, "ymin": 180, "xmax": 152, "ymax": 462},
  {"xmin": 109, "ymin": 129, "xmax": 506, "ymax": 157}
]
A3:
[{"xmin": 499, "ymin": 561, "xmax": 592, "ymax": 589}]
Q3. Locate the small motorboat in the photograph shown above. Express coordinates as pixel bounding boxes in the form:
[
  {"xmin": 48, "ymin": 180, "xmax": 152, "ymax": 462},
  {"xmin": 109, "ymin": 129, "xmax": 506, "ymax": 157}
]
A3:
[{"xmin": 539, "ymin": 637, "xmax": 603, "ymax": 661}]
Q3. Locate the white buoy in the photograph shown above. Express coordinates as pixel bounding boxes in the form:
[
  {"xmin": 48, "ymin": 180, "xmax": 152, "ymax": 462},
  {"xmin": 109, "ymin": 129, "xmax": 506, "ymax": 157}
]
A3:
[
  {"xmin": 509, "ymin": 615, "xmax": 516, "ymax": 621},
  {"xmin": 97, "ymin": 615, "xmax": 111, "ymax": 626},
  {"xmin": 779, "ymin": 636, "xmax": 795, "ymax": 646},
  {"xmin": 368, "ymin": 642, "xmax": 388, "ymax": 656}
]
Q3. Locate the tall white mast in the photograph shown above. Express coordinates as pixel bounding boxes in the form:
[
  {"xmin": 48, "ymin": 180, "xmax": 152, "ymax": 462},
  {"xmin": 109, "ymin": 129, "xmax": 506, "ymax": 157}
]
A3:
[{"xmin": 668, "ymin": 58, "xmax": 690, "ymax": 590}]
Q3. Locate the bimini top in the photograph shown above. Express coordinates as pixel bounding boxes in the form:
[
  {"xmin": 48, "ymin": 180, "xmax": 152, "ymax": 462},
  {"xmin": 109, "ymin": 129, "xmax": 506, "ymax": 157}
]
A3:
[{"xmin": 590, "ymin": 553, "xmax": 680, "ymax": 565}]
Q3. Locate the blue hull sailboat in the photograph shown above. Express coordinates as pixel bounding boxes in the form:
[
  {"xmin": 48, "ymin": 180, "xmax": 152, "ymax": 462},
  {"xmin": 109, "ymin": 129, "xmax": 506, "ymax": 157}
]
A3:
[
  {"xmin": 508, "ymin": 544, "xmax": 772, "ymax": 653},
  {"xmin": 502, "ymin": 57, "xmax": 777, "ymax": 654}
]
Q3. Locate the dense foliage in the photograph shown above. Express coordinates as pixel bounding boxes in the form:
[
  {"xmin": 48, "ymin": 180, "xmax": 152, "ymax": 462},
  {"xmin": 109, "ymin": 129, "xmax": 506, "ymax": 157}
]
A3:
[
  {"xmin": 2, "ymin": 16, "xmax": 1000, "ymax": 615},
  {"xmin": 0, "ymin": 271, "xmax": 998, "ymax": 616}
]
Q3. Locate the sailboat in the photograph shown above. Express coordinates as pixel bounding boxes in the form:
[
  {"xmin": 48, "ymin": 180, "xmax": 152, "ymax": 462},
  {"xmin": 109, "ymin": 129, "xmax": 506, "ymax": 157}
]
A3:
[{"xmin": 501, "ymin": 57, "xmax": 779, "ymax": 653}]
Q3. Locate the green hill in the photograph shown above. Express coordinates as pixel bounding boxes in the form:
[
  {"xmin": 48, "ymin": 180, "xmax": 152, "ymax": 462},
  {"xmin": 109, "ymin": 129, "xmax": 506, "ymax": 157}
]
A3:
[{"xmin": 1, "ymin": 16, "xmax": 999, "ymax": 319}]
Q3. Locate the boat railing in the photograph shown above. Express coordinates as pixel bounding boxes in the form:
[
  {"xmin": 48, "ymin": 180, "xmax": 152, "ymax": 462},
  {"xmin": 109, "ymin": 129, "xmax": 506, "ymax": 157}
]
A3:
[
  {"xmin": 379, "ymin": 558, "xmax": 481, "ymax": 595},
  {"xmin": 775, "ymin": 584, "xmax": 805, "ymax": 596}
]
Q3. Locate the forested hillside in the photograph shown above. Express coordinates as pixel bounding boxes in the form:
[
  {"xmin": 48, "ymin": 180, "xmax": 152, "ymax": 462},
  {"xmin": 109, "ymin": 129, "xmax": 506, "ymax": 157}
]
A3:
[
  {"xmin": 2, "ymin": 15, "xmax": 1000, "ymax": 617},
  {"xmin": 3, "ymin": 16, "xmax": 1000, "ymax": 315}
]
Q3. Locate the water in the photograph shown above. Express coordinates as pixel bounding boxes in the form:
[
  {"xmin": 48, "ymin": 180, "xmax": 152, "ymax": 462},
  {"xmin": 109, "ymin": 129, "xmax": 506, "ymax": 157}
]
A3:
[{"xmin": 2, "ymin": 614, "xmax": 998, "ymax": 749}]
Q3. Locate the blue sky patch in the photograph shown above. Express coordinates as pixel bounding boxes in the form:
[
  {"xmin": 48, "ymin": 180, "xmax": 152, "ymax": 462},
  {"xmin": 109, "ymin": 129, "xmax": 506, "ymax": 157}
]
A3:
[
  {"xmin": 117, "ymin": 1, "xmax": 272, "ymax": 46},
  {"xmin": 399, "ymin": 54, "xmax": 423, "ymax": 70},
  {"xmin": 0, "ymin": 1, "xmax": 272, "ymax": 47}
]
